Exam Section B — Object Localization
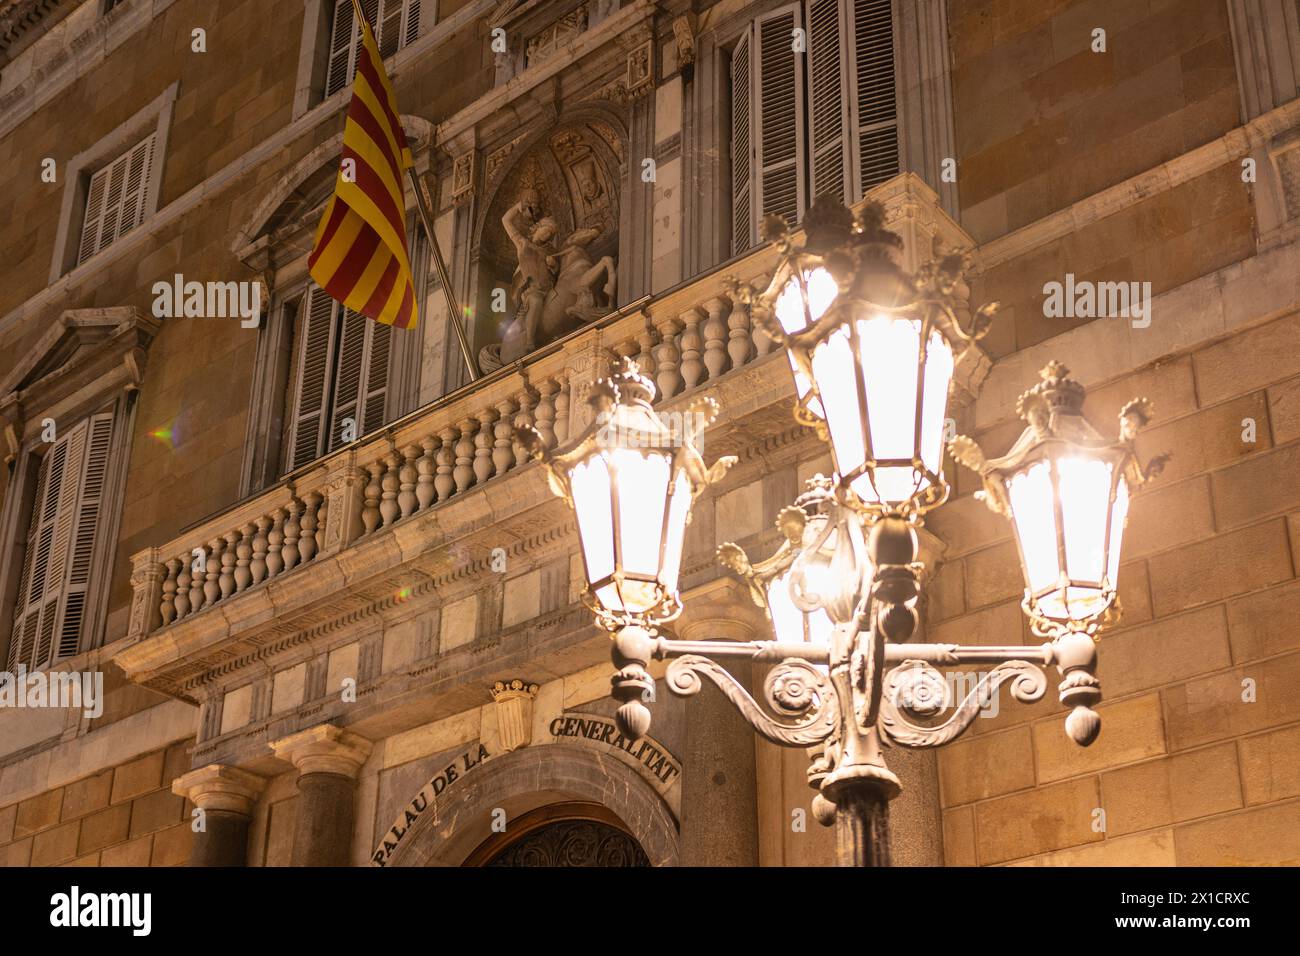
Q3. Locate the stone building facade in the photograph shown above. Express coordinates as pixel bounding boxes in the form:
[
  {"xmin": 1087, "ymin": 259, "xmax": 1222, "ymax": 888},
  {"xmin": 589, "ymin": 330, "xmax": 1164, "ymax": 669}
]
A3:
[{"xmin": 0, "ymin": 0, "xmax": 1298, "ymax": 867}]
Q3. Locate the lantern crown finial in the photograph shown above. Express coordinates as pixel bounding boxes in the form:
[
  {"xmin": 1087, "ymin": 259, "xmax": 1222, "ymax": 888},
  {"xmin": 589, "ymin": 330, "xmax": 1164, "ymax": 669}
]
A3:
[
  {"xmin": 593, "ymin": 356, "xmax": 656, "ymax": 410},
  {"xmin": 1016, "ymin": 360, "xmax": 1087, "ymax": 430}
]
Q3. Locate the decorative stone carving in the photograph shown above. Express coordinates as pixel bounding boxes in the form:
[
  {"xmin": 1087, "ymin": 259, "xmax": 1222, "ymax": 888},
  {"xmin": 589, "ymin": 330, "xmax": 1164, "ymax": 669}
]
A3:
[
  {"xmin": 525, "ymin": 4, "xmax": 588, "ymax": 68},
  {"xmin": 491, "ymin": 679, "xmax": 540, "ymax": 752},
  {"xmin": 479, "ymin": 180, "xmax": 617, "ymax": 371},
  {"xmin": 672, "ymin": 14, "xmax": 697, "ymax": 68},
  {"xmin": 452, "ymin": 150, "xmax": 476, "ymax": 205}
]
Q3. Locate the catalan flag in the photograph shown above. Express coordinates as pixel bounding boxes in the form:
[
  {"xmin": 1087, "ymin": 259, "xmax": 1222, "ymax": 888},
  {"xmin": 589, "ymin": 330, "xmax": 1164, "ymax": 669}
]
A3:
[{"xmin": 308, "ymin": 0, "xmax": 417, "ymax": 329}]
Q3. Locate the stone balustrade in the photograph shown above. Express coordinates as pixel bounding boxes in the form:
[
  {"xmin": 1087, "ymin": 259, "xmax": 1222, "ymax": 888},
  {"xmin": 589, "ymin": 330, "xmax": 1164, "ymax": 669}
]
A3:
[{"xmin": 125, "ymin": 174, "xmax": 973, "ymax": 646}]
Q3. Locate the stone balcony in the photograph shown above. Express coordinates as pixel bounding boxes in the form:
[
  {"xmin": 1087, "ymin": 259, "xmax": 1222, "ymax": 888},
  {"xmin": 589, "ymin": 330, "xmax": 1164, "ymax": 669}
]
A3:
[{"xmin": 115, "ymin": 173, "xmax": 985, "ymax": 766}]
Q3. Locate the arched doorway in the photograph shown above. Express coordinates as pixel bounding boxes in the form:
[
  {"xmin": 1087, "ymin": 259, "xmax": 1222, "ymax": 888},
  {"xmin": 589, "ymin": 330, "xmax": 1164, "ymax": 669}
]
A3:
[{"xmin": 463, "ymin": 802, "xmax": 650, "ymax": 867}]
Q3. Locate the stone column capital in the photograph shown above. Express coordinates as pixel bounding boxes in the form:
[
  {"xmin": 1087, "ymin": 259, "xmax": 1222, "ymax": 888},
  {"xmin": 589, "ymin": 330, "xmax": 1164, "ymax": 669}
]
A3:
[
  {"xmin": 271, "ymin": 724, "xmax": 373, "ymax": 778},
  {"xmin": 172, "ymin": 764, "xmax": 267, "ymax": 815}
]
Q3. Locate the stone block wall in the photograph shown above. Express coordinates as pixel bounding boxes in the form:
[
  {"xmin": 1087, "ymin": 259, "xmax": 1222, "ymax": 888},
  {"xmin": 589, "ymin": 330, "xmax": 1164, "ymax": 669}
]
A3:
[
  {"xmin": 0, "ymin": 741, "xmax": 195, "ymax": 867},
  {"xmin": 930, "ymin": 307, "xmax": 1300, "ymax": 866}
]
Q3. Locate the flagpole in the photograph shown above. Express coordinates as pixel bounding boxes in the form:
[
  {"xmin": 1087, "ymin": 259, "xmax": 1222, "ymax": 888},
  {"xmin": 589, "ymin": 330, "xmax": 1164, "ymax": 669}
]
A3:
[
  {"xmin": 409, "ymin": 167, "xmax": 481, "ymax": 381},
  {"xmin": 344, "ymin": 0, "xmax": 478, "ymax": 380}
]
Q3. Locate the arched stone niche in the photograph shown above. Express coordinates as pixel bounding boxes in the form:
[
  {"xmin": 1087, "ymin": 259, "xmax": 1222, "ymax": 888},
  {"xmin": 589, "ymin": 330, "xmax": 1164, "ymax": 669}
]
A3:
[
  {"xmin": 471, "ymin": 109, "xmax": 627, "ymax": 365},
  {"xmin": 382, "ymin": 742, "xmax": 679, "ymax": 867}
]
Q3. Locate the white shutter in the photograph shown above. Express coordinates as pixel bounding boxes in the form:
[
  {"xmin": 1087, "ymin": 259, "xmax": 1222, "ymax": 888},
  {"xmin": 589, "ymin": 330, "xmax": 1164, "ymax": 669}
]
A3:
[
  {"xmin": 326, "ymin": 0, "xmax": 417, "ymax": 97},
  {"xmin": 325, "ymin": 0, "xmax": 357, "ymax": 97},
  {"xmin": 76, "ymin": 134, "xmax": 157, "ymax": 266},
  {"xmin": 730, "ymin": 31, "xmax": 753, "ymax": 254},
  {"xmin": 59, "ymin": 413, "xmax": 113, "ymax": 661},
  {"xmin": 287, "ymin": 287, "xmax": 338, "ymax": 470},
  {"xmin": 9, "ymin": 415, "xmax": 111, "ymax": 671},
  {"xmin": 755, "ymin": 4, "xmax": 807, "ymax": 236},
  {"xmin": 119, "ymin": 132, "xmax": 157, "ymax": 237},
  {"xmin": 329, "ymin": 308, "xmax": 369, "ymax": 453},
  {"xmin": 77, "ymin": 164, "xmax": 111, "ymax": 266},
  {"xmin": 807, "ymin": 0, "xmax": 852, "ymax": 204},
  {"xmin": 847, "ymin": 0, "xmax": 899, "ymax": 197},
  {"xmin": 328, "ymin": 309, "xmax": 392, "ymax": 451}
]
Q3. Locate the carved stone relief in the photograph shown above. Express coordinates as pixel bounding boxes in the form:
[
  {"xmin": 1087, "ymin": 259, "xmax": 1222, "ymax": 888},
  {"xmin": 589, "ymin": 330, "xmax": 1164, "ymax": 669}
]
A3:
[{"xmin": 478, "ymin": 120, "xmax": 623, "ymax": 371}]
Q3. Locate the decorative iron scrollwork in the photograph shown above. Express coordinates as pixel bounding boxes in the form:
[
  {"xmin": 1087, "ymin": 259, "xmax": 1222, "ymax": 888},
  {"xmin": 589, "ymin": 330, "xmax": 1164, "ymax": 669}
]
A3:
[
  {"xmin": 665, "ymin": 655, "xmax": 837, "ymax": 747},
  {"xmin": 877, "ymin": 660, "xmax": 1047, "ymax": 748}
]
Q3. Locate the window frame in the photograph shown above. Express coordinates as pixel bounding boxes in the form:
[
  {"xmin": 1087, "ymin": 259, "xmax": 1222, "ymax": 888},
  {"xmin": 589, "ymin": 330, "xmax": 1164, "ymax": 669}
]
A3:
[
  {"xmin": 49, "ymin": 82, "xmax": 176, "ymax": 283},
  {"xmin": 0, "ymin": 309, "xmax": 155, "ymax": 670}
]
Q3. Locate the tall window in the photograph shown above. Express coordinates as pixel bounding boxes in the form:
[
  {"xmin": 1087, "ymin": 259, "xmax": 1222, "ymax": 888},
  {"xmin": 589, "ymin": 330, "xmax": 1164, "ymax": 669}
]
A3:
[
  {"xmin": 283, "ymin": 286, "xmax": 394, "ymax": 472},
  {"xmin": 731, "ymin": 0, "xmax": 898, "ymax": 252},
  {"xmin": 8, "ymin": 414, "xmax": 115, "ymax": 671},
  {"xmin": 76, "ymin": 132, "xmax": 158, "ymax": 266},
  {"xmin": 325, "ymin": 0, "xmax": 423, "ymax": 97}
]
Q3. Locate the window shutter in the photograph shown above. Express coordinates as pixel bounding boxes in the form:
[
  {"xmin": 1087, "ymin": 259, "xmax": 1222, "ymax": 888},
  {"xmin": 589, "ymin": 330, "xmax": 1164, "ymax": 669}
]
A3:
[
  {"xmin": 807, "ymin": 0, "xmax": 852, "ymax": 204},
  {"xmin": 119, "ymin": 132, "xmax": 157, "ymax": 238},
  {"xmin": 847, "ymin": 0, "xmax": 899, "ymax": 197},
  {"xmin": 328, "ymin": 309, "xmax": 392, "ymax": 452},
  {"xmin": 755, "ymin": 4, "xmax": 807, "ymax": 237},
  {"xmin": 377, "ymin": 0, "xmax": 403, "ymax": 58},
  {"xmin": 404, "ymin": 0, "xmax": 422, "ymax": 46},
  {"xmin": 730, "ymin": 31, "xmax": 753, "ymax": 254},
  {"xmin": 287, "ymin": 287, "xmax": 338, "ymax": 470},
  {"xmin": 77, "ymin": 165, "xmax": 111, "ymax": 266},
  {"xmin": 329, "ymin": 308, "xmax": 369, "ymax": 453},
  {"xmin": 59, "ymin": 413, "xmax": 114, "ymax": 661},
  {"xmin": 325, "ymin": 0, "xmax": 357, "ymax": 97},
  {"xmin": 10, "ymin": 418, "xmax": 104, "ymax": 671}
]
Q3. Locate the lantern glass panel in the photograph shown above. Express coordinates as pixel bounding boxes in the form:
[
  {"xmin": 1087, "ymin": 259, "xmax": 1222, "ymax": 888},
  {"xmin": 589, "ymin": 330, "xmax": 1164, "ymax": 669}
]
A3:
[
  {"xmin": 659, "ymin": 470, "xmax": 692, "ymax": 593},
  {"xmin": 777, "ymin": 269, "xmax": 836, "ymax": 418},
  {"xmin": 1107, "ymin": 477, "xmax": 1130, "ymax": 587},
  {"xmin": 1058, "ymin": 456, "xmax": 1113, "ymax": 583},
  {"xmin": 569, "ymin": 457, "xmax": 615, "ymax": 584},
  {"xmin": 613, "ymin": 448, "xmax": 671, "ymax": 577},
  {"xmin": 811, "ymin": 325, "xmax": 866, "ymax": 483},
  {"xmin": 1007, "ymin": 461, "xmax": 1059, "ymax": 595},
  {"xmin": 919, "ymin": 331, "xmax": 955, "ymax": 478}
]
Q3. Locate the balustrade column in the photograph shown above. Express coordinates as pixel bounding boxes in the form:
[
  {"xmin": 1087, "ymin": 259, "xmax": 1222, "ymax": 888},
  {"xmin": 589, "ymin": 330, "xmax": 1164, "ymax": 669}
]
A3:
[
  {"xmin": 219, "ymin": 531, "xmax": 239, "ymax": 600},
  {"xmin": 362, "ymin": 462, "xmax": 384, "ymax": 534},
  {"xmin": 703, "ymin": 297, "xmax": 730, "ymax": 381},
  {"xmin": 454, "ymin": 419, "xmax": 476, "ymax": 493},
  {"xmin": 203, "ymin": 538, "xmax": 222, "ymax": 607},
  {"xmin": 552, "ymin": 375, "xmax": 570, "ymax": 445},
  {"xmin": 435, "ymin": 427, "xmax": 457, "ymax": 501},
  {"xmin": 160, "ymin": 557, "xmax": 180, "ymax": 626},
  {"xmin": 493, "ymin": 400, "xmax": 517, "ymax": 477},
  {"xmin": 299, "ymin": 492, "xmax": 322, "ymax": 562},
  {"xmin": 398, "ymin": 446, "xmax": 420, "ymax": 519},
  {"xmin": 416, "ymin": 439, "xmax": 437, "ymax": 511},
  {"xmin": 534, "ymin": 381, "xmax": 558, "ymax": 448},
  {"xmin": 653, "ymin": 316, "xmax": 682, "ymax": 400},
  {"xmin": 380, "ymin": 454, "xmax": 401, "ymax": 527},
  {"xmin": 251, "ymin": 517, "xmax": 271, "ymax": 584},
  {"xmin": 727, "ymin": 292, "xmax": 754, "ymax": 369},
  {"xmin": 265, "ymin": 508, "xmax": 286, "ymax": 578},
  {"xmin": 679, "ymin": 308, "xmax": 704, "ymax": 391},
  {"xmin": 281, "ymin": 499, "xmax": 302, "ymax": 572},
  {"xmin": 474, "ymin": 409, "xmax": 497, "ymax": 484},
  {"xmin": 512, "ymin": 389, "xmax": 537, "ymax": 467}
]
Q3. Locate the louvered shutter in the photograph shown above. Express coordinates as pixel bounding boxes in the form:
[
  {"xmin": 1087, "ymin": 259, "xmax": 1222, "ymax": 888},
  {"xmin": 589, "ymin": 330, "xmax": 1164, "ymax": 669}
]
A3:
[
  {"xmin": 329, "ymin": 308, "xmax": 369, "ymax": 452},
  {"xmin": 9, "ymin": 416, "xmax": 111, "ymax": 671},
  {"xmin": 118, "ymin": 133, "xmax": 157, "ymax": 238},
  {"xmin": 325, "ymin": 0, "xmax": 420, "ymax": 97},
  {"xmin": 730, "ymin": 31, "xmax": 753, "ymax": 254},
  {"xmin": 328, "ymin": 309, "xmax": 392, "ymax": 452},
  {"xmin": 807, "ymin": 0, "xmax": 852, "ymax": 204},
  {"xmin": 325, "ymin": 0, "xmax": 356, "ymax": 97},
  {"xmin": 287, "ymin": 287, "xmax": 338, "ymax": 470},
  {"xmin": 76, "ymin": 134, "xmax": 157, "ymax": 266},
  {"xmin": 847, "ymin": 0, "xmax": 899, "ymax": 197},
  {"xmin": 755, "ymin": 4, "xmax": 807, "ymax": 236},
  {"xmin": 59, "ymin": 414, "xmax": 113, "ymax": 661}
]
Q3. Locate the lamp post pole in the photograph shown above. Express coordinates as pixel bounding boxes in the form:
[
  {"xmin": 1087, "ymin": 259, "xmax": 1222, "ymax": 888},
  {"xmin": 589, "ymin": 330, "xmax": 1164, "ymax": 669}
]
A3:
[{"xmin": 522, "ymin": 198, "xmax": 1167, "ymax": 868}]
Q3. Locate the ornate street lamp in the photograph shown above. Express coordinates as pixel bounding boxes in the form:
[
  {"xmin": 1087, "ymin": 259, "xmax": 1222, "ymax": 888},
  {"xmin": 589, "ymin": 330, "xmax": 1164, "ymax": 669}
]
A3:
[
  {"xmin": 521, "ymin": 197, "xmax": 1168, "ymax": 867},
  {"xmin": 750, "ymin": 201, "xmax": 995, "ymax": 516}
]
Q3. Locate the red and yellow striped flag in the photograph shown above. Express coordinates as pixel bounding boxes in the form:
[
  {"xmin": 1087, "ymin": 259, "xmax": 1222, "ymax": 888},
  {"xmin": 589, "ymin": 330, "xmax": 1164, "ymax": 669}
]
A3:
[{"xmin": 308, "ymin": 0, "xmax": 418, "ymax": 329}]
